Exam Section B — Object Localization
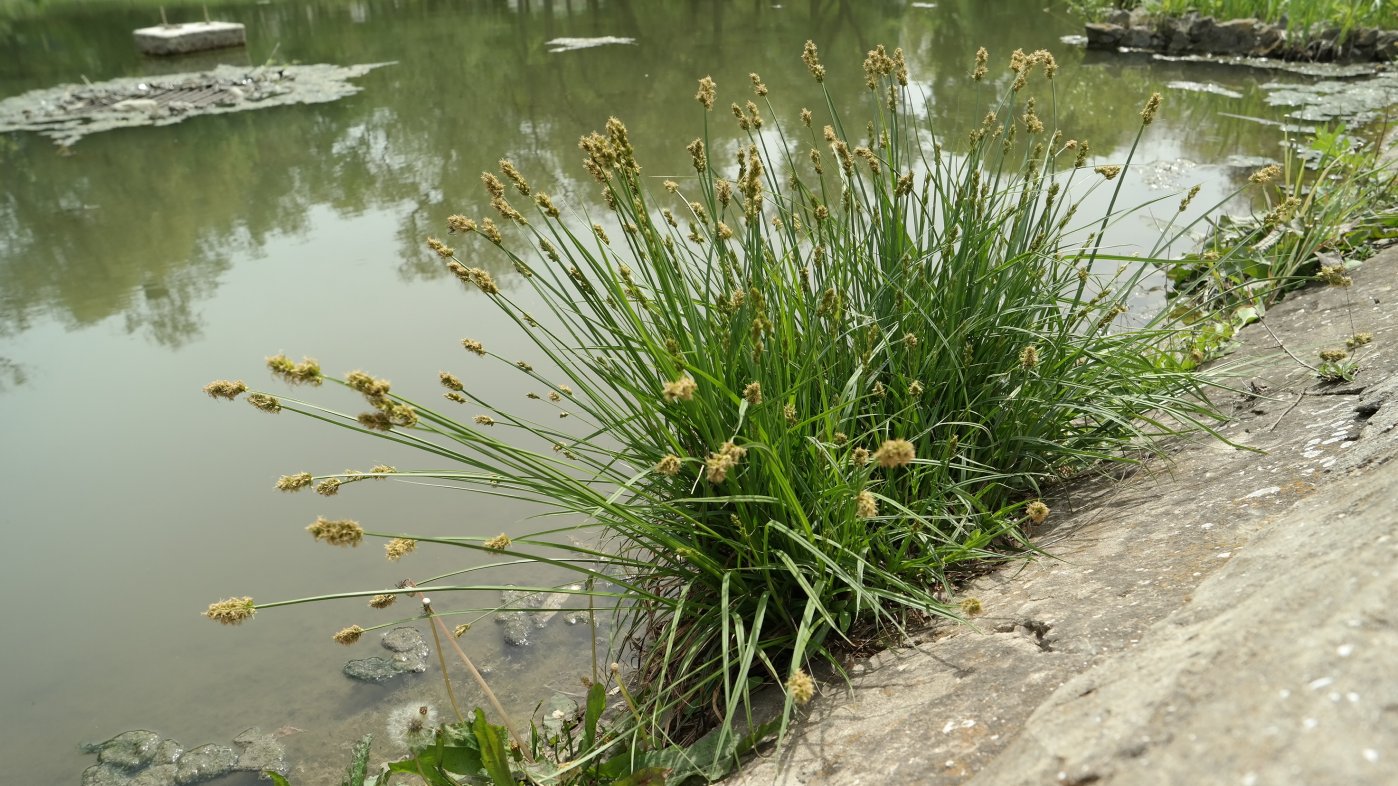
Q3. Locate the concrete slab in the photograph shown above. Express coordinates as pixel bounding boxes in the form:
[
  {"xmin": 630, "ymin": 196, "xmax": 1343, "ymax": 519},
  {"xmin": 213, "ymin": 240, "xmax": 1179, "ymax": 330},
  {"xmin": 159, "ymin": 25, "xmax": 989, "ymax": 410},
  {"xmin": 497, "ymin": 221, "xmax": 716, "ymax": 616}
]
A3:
[{"xmin": 134, "ymin": 22, "xmax": 246, "ymax": 56}]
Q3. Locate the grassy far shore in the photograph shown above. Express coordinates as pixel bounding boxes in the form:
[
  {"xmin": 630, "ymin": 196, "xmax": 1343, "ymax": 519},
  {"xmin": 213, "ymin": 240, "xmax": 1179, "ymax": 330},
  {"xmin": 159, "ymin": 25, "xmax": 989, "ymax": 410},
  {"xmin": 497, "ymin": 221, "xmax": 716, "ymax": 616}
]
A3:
[{"xmin": 1072, "ymin": 0, "xmax": 1396, "ymax": 29}]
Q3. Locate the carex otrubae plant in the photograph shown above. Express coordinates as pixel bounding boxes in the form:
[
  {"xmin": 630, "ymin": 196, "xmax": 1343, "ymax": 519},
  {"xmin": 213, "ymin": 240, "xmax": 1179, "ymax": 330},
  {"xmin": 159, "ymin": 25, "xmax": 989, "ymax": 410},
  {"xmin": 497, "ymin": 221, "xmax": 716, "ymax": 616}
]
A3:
[{"xmin": 203, "ymin": 43, "xmax": 1222, "ymax": 767}]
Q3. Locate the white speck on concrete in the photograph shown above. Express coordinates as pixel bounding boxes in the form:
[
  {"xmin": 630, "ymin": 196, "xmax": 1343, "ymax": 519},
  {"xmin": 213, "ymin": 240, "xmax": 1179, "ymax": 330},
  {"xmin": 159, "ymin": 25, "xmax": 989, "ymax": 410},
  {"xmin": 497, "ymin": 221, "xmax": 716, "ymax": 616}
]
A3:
[
  {"xmin": 1243, "ymin": 486, "xmax": 1280, "ymax": 499},
  {"xmin": 1309, "ymin": 676, "xmax": 1334, "ymax": 690},
  {"xmin": 1363, "ymin": 749, "xmax": 1379, "ymax": 763},
  {"xmin": 1337, "ymin": 643, "xmax": 1354, "ymax": 657}
]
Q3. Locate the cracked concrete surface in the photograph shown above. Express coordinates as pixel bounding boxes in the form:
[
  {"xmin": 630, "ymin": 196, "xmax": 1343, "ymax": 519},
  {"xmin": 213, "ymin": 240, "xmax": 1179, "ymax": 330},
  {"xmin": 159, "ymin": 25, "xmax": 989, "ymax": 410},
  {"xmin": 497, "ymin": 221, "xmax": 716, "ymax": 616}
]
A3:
[{"xmin": 726, "ymin": 249, "xmax": 1398, "ymax": 786}]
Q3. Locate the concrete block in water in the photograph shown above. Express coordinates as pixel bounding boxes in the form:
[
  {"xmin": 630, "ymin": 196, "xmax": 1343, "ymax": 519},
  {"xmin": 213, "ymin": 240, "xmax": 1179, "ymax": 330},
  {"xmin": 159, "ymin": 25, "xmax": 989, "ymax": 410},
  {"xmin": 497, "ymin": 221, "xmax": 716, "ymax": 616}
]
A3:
[{"xmin": 133, "ymin": 22, "xmax": 246, "ymax": 56}]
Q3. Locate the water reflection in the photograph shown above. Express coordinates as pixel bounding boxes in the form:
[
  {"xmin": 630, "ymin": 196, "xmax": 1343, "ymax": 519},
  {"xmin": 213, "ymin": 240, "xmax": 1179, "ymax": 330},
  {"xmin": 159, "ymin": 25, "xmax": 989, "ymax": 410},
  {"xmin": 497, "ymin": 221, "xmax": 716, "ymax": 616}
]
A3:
[{"xmin": 0, "ymin": 0, "xmax": 1323, "ymax": 361}]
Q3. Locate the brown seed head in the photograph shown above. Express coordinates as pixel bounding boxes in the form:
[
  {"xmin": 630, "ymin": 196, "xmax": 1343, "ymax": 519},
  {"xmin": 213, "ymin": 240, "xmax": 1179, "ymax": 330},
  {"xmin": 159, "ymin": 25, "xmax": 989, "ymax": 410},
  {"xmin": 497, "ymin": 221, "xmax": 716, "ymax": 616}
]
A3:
[
  {"xmin": 203, "ymin": 379, "xmax": 247, "ymax": 400},
  {"xmin": 695, "ymin": 76, "xmax": 716, "ymax": 109},
  {"xmin": 1025, "ymin": 500, "xmax": 1050, "ymax": 524},
  {"xmin": 333, "ymin": 625, "xmax": 365, "ymax": 645},
  {"xmin": 204, "ymin": 596, "xmax": 255, "ymax": 625},
  {"xmin": 307, "ymin": 516, "xmax": 364, "ymax": 547},
  {"xmin": 873, "ymin": 439, "xmax": 916, "ymax": 468},
  {"xmin": 385, "ymin": 538, "xmax": 417, "ymax": 561}
]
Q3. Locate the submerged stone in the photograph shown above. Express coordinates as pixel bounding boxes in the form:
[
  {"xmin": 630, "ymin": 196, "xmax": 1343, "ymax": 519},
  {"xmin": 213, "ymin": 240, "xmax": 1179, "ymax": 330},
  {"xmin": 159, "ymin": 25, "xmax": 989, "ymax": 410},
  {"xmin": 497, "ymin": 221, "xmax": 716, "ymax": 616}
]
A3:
[
  {"xmin": 82, "ymin": 764, "xmax": 129, "ymax": 786},
  {"xmin": 380, "ymin": 627, "xmax": 429, "ymax": 673},
  {"xmin": 344, "ymin": 656, "xmax": 401, "ymax": 682},
  {"xmin": 497, "ymin": 586, "xmax": 581, "ymax": 647},
  {"xmin": 152, "ymin": 739, "xmax": 183, "ymax": 766},
  {"xmin": 98, "ymin": 731, "xmax": 163, "ymax": 770},
  {"xmin": 232, "ymin": 728, "xmax": 287, "ymax": 777},
  {"xmin": 343, "ymin": 627, "xmax": 430, "ymax": 682},
  {"xmin": 128, "ymin": 763, "xmax": 178, "ymax": 786},
  {"xmin": 173, "ymin": 744, "xmax": 236, "ymax": 784}
]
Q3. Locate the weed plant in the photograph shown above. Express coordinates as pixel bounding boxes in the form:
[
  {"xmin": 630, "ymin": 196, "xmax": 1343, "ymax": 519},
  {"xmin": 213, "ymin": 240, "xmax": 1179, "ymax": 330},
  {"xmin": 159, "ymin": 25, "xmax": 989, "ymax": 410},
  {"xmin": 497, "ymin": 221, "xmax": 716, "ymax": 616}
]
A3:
[
  {"xmin": 203, "ymin": 44, "xmax": 1223, "ymax": 779},
  {"xmin": 1165, "ymin": 125, "xmax": 1396, "ymax": 370}
]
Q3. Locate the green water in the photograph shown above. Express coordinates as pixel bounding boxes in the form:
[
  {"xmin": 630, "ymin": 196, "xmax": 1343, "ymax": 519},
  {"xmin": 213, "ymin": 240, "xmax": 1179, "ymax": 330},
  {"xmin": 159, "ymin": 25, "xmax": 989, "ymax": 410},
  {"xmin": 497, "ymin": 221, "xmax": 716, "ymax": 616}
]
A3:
[{"xmin": 0, "ymin": 1, "xmax": 1344, "ymax": 783}]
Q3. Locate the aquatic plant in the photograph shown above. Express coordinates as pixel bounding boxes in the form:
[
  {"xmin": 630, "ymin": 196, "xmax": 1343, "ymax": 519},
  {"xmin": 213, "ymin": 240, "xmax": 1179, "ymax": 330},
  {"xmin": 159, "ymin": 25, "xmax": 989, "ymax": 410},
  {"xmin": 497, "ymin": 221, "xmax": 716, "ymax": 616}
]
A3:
[{"xmin": 204, "ymin": 43, "xmax": 1222, "ymax": 778}]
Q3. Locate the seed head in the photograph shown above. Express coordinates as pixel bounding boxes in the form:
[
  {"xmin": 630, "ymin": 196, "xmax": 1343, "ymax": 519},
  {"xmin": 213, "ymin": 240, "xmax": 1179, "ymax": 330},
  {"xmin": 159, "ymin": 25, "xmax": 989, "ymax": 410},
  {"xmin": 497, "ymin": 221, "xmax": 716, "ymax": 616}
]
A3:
[
  {"xmin": 307, "ymin": 517, "xmax": 364, "ymax": 547},
  {"xmin": 908, "ymin": 381, "xmax": 924, "ymax": 397},
  {"xmin": 358, "ymin": 412, "xmax": 393, "ymax": 431},
  {"xmin": 743, "ymin": 381, "xmax": 763, "ymax": 405},
  {"xmin": 1140, "ymin": 92, "xmax": 1162, "ymax": 125},
  {"xmin": 474, "ymin": 415, "xmax": 496, "ymax": 426},
  {"xmin": 972, "ymin": 47, "xmax": 989, "ymax": 80},
  {"xmin": 370, "ymin": 594, "xmax": 397, "ymax": 609},
  {"xmin": 960, "ymin": 597, "xmax": 983, "ymax": 616},
  {"xmin": 1346, "ymin": 332, "xmax": 1373, "ymax": 349},
  {"xmin": 662, "ymin": 375, "xmax": 698, "ymax": 403},
  {"xmin": 800, "ymin": 108, "xmax": 813, "ymax": 127},
  {"xmin": 1025, "ymin": 500, "xmax": 1050, "ymax": 524},
  {"xmin": 204, "ymin": 596, "xmax": 255, "ymax": 625},
  {"xmin": 481, "ymin": 218, "xmax": 503, "ymax": 245},
  {"xmin": 440, "ymin": 372, "xmax": 464, "ymax": 391},
  {"xmin": 426, "ymin": 237, "xmax": 455, "ymax": 259},
  {"xmin": 787, "ymin": 669, "xmax": 816, "ymax": 704},
  {"xmin": 499, "ymin": 159, "xmax": 530, "ymax": 195},
  {"xmin": 801, "ymin": 40, "xmax": 825, "ymax": 82},
  {"xmin": 856, "ymin": 490, "xmax": 878, "ymax": 519},
  {"xmin": 454, "ymin": 624, "xmax": 471, "ymax": 637},
  {"xmin": 1019, "ymin": 345, "xmax": 1040, "ymax": 369},
  {"xmin": 783, "ymin": 402, "xmax": 797, "ymax": 425},
  {"xmin": 749, "ymin": 72, "xmax": 767, "ymax": 96},
  {"xmin": 315, "ymin": 478, "xmax": 341, "ymax": 496},
  {"xmin": 1095, "ymin": 165, "xmax": 1122, "ymax": 181},
  {"xmin": 333, "ymin": 625, "xmax": 365, "ymax": 645},
  {"xmin": 461, "ymin": 338, "xmax": 487, "ymax": 357},
  {"xmin": 1318, "ymin": 348, "xmax": 1349, "ymax": 363},
  {"xmin": 1249, "ymin": 164, "xmax": 1281, "ymax": 184},
  {"xmin": 385, "ymin": 538, "xmax": 417, "ymax": 561},
  {"xmin": 276, "ymin": 472, "xmax": 313, "ymax": 492},
  {"xmin": 655, "ymin": 454, "xmax": 682, "ymax": 476},
  {"xmin": 1179, "ymin": 184, "xmax": 1201, "ymax": 212},
  {"xmin": 1318, "ymin": 265, "xmax": 1352, "ymax": 288},
  {"xmin": 203, "ymin": 379, "xmax": 247, "ymax": 400},
  {"xmin": 446, "ymin": 215, "xmax": 477, "ymax": 234},
  {"xmin": 873, "ymin": 439, "xmax": 916, "ymax": 468},
  {"xmin": 852, "ymin": 447, "xmax": 870, "ymax": 467},
  {"xmin": 247, "ymin": 393, "xmax": 282, "ymax": 414},
  {"xmin": 695, "ymin": 76, "xmax": 716, "ymax": 109},
  {"xmin": 483, "ymin": 533, "xmax": 512, "ymax": 552}
]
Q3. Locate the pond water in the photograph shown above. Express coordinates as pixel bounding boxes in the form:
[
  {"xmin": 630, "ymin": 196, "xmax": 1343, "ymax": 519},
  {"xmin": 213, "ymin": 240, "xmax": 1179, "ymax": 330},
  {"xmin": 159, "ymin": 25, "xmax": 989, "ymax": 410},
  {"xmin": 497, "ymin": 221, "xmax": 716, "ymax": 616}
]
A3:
[{"xmin": 0, "ymin": 1, "xmax": 1383, "ymax": 783}]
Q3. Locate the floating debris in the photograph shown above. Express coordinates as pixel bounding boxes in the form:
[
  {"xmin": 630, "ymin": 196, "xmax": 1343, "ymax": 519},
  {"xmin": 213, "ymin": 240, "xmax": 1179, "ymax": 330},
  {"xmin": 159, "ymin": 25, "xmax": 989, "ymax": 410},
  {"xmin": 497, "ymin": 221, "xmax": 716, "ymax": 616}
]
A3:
[
  {"xmin": 1150, "ymin": 52, "xmax": 1385, "ymax": 78},
  {"xmin": 1261, "ymin": 71, "xmax": 1398, "ymax": 124},
  {"xmin": 544, "ymin": 36, "xmax": 636, "ymax": 53},
  {"xmin": 0, "ymin": 62, "xmax": 393, "ymax": 147},
  {"xmin": 1166, "ymin": 80, "xmax": 1244, "ymax": 99}
]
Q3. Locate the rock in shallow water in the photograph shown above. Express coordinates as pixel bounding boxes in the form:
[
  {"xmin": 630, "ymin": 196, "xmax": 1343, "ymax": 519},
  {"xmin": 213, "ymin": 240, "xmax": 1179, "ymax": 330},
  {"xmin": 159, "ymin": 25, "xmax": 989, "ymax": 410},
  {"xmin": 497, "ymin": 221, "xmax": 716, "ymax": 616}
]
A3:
[
  {"xmin": 232, "ymin": 728, "xmax": 288, "ymax": 777},
  {"xmin": 173, "ymin": 744, "xmax": 236, "ymax": 784},
  {"xmin": 97, "ymin": 730, "xmax": 163, "ymax": 770},
  {"xmin": 344, "ymin": 627, "xmax": 430, "ymax": 681}
]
